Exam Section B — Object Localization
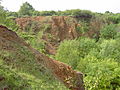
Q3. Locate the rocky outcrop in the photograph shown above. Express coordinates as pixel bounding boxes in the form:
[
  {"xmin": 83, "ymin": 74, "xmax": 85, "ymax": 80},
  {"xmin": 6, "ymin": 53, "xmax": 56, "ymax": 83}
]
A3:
[{"xmin": 0, "ymin": 25, "xmax": 84, "ymax": 90}]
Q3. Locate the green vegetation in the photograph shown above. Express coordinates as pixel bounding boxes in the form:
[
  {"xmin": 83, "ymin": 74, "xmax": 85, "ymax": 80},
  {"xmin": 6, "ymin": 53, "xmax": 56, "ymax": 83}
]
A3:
[
  {"xmin": 18, "ymin": 2, "xmax": 35, "ymax": 17},
  {"xmin": 0, "ymin": 1, "xmax": 120, "ymax": 90},
  {"xmin": 18, "ymin": 32, "xmax": 45, "ymax": 53},
  {"xmin": 55, "ymin": 21, "xmax": 120, "ymax": 89},
  {"xmin": 0, "ymin": 5, "xmax": 18, "ymax": 30},
  {"xmin": 100, "ymin": 24, "xmax": 120, "ymax": 39},
  {"xmin": 0, "ymin": 45, "xmax": 68, "ymax": 89},
  {"xmin": 56, "ymin": 38, "xmax": 97, "ymax": 69},
  {"xmin": 7, "ymin": 1, "xmax": 94, "ymax": 20},
  {"xmin": 56, "ymin": 38, "xmax": 120, "ymax": 90}
]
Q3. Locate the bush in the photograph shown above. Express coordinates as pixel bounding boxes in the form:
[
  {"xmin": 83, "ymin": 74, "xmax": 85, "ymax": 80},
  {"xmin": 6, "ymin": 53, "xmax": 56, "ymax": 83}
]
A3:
[
  {"xmin": 18, "ymin": 2, "xmax": 35, "ymax": 17},
  {"xmin": 75, "ymin": 38, "xmax": 120, "ymax": 89},
  {"xmin": 85, "ymin": 60, "xmax": 120, "ymax": 90},
  {"xmin": 99, "ymin": 39, "xmax": 120, "ymax": 63},
  {"xmin": 100, "ymin": 24, "xmax": 119, "ymax": 39},
  {"xmin": 56, "ymin": 39, "xmax": 80, "ymax": 69},
  {"xmin": 18, "ymin": 32, "xmax": 45, "ymax": 53},
  {"xmin": 56, "ymin": 38, "xmax": 97, "ymax": 69},
  {"xmin": 107, "ymin": 14, "xmax": 120, "ymax": 24},
  {"xmin": 77, "ymin": 55, "xmax": 120, "ymax": 90}
]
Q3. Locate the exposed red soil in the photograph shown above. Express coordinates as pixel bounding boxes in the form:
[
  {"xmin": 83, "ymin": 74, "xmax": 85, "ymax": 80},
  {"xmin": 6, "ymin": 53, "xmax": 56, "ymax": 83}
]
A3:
[
  {"xmin": 15, "ymin": 16, "xmax": 80, "ymax": 55},
  {"xmin": 15, "ymin": 16, "xmax": 106, "ymax": 55}
]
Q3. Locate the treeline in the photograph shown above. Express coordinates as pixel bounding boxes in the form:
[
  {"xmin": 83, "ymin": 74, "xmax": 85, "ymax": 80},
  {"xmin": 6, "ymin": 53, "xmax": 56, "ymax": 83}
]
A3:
[
  {"xmin": 4, "ymin": 2, "xmax": 120, "ymax": 25},
  {"xmin": 6, "ymin": 2, "xmax": 93, "ymax": 18}
]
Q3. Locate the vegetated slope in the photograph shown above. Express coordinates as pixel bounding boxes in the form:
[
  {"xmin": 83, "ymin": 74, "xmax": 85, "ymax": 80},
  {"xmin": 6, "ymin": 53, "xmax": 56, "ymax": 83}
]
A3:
[
  {"xmin": 15, "ymin": 16, "xmax": 80, "ymax": 55},
  {"xmin": 0, "ymin": 25, "xmax": 84, "ymax": 90},
  {"xmin": 15, "ymin": 16, "xmax": 107, "ymax": 55}
]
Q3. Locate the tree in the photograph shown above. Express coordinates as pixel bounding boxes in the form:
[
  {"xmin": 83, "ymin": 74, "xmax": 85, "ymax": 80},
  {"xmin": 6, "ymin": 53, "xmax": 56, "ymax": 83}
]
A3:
[{"xmin": 18, "ymin": 2, "xmax": 35, "ymax": 17}]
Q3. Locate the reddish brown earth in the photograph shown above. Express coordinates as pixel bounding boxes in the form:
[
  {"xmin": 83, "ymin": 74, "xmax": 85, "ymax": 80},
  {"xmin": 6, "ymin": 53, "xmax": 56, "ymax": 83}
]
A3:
[
  {"xmin": 15, "ymin": 16, "xmax": 80, "ymax": 55},
  {"xmin": 0, "ymin": 25, "xmax": 84, "ymax": 90},
  {"xmin": 15, "ymin": 16, "xmax": 106, "ymax": 55}
]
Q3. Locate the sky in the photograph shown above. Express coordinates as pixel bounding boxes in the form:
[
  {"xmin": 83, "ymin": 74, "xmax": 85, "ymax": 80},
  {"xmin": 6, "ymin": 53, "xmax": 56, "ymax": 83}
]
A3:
[{"xmin": 1, "ymin": 0, "xmax": 120, "ymax": 13}]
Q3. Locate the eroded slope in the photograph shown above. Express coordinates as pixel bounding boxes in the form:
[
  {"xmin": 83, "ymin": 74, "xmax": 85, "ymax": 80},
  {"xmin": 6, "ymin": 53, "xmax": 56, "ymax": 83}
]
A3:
[{"xmin": 0, "ymin": 25, "xmax": 84, "ymax": 90}]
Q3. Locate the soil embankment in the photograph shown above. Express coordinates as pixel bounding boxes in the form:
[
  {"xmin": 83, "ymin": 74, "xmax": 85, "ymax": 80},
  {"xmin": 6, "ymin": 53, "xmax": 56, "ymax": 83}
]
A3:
[{"xmin": 0, "ymin": 25, "xmax": 84, "ymax": 90}]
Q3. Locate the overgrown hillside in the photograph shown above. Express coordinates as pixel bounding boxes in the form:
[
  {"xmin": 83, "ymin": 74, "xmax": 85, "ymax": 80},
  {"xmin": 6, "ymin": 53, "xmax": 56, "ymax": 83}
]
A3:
[
  {"xmin": 0, "ymin": 25, "xmax": 84, "ymax": 90},
  {"xmin": 15, "ymin": 16, "xmax": 80, "ymax": 55},
  {"xmin": 14, "ymin": 15, "xmax": 111, "ymax": 55},
  {"xmin": 0, "ymin": 25, "xmax": 66, "ymax": 89},
  {"xmin": 14, "ymin": 15, "xmax": 120, "ymax": 90},
  {"xmin": 0, "ymin": 1, "xmax": 120, "ymax": 90}
]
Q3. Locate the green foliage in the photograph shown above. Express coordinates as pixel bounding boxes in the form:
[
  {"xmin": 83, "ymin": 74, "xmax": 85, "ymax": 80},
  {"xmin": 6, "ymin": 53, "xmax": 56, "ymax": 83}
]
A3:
[
  {"xmin": 100, "ymin": 24, "xmax": 119, "ymax": 39},
  {"xmin": 39, "ymin": 11, "xmax": 57, "ymax": 16},
  {"xmin": 0, "ymin": 58, "xmax": 68, "ymax": 89},
  {"xmin": 23, "ymin": 21, "xmax": 41, "ymax": 33},
  {"xmin": 17, "ymin": 19, "xmax": 53, "ymax": 53},
  {"xmin": 56, "ymin": 36, "xmax": 120, "ymax": 89},
  {"xmin": 22, "ymin": 19, "xmax": 51, "ymax": 33},
  {"xmin": 98, "ymin": 39, "xmax": 120, "ymax": 63},
  {"xmin": 106, "ymin": 13, "xmax": 120, "ymax": 24},
  {"xmin": 8, "ymin": 7, "xmax": 95, "ymax": 18},
  {"xmin": 18, "ymin": 2, "xmax": 35, "ymax": 17},
  {"xmin": 56, "ymin": 39, "xmax": 80, "ymax": 69},
  {"xmin": 0, "ymin": 5, "xmax": 18, "ymax": 30},
  {"xmin": 56, "ymin": 38, "xmax": 97, "ymax": 69},
  {"xmin": 6, "ymin": 11, "xmax": 18, "ymax": 18},
  {"xmin": 0, "ymin": 44, "xmax": 68, "ymax": 89},
  {"xmin": 76, "ymin": 42, "xmax": 120, "ymax": 90},
  {"xmin": 76, "ymin": 21, "xmax": 89, "ymax": 34},
  {"xmin": 0, "ymin": 62, "xmax": 29, "ymax": 89},
  {"xmin": 18, "ymin": 32, "xmax": 45, "ymax": 53},
  {"xmin": 78, "ymin": 57, "xmax": 120, "ymax": 90},
  {"xmin": 1, "ymin": 3, "xmax": 120, "ymax": 89},
  {"xmin": 32, "ymin": 11, "xmax": 40, "ymax": 16}
]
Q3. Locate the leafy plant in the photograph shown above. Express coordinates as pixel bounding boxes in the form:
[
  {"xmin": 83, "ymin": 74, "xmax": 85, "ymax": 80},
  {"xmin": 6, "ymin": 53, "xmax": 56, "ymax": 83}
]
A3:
[
  {"xmin": 18, "ymin": 2, "xmax": 35, "ymax": 17},
  {"xmin": 98, "ymin": 39, "xmax": 120, "ymax": 63},
  {"xmin": 76, "ymin": 55, "xmax": 120, "ymax": 90},
  {"xmin": 0, "ymin": 5, "xmax": 18, "ymax": 30},
  {"xmin": 100, "ymin": 24, "xmax": 119, "ymax": 39},
  {"xmin": 56, "ymin": 38, "xmax": 97, "ymax": 69}
]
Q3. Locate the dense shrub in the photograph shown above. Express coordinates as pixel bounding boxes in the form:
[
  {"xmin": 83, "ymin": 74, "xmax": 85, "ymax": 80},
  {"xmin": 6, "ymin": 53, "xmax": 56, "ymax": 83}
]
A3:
[
  {"xmin": 18, "ymin": 2, "xmax": 35, "ymax": 17},
  {"xmin": 18, "ymin": 32, "xmax": 45, "ymax": 53},
  {"xmin": 56, "ymin": 38, "xmax": 97, "ymax": 69},
  {"xmin": 107, "ymin": 14, "xmax": 120, "ymax": 24},
  {"xmin": 56, "ymin": 39, "xmax": 79, "ymax": 69},
  {"xmin": 56, "ymin": 37, "xmax": 120, "ymax": 89},
  {"xmin": 77, "ymin": 57, "xmax": 120, "ymax": 90},
  {"xmin": 100, "ymin": 24, "xmax": 119, "ymax": 39},
  {"xmin": 76, "ymin": 53, "xmax": 120, "ymax": 90},
  {"xmin": 98, "ymin": 39, "xmax": 120, "ymax": 63}
]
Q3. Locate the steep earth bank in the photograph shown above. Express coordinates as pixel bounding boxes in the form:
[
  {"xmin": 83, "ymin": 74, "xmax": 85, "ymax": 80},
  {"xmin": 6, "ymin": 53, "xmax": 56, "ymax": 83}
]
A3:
[
  {"xmin": 0, "ymin": 25, "xmax": 84, "ymax": 90},
  {"xmin": 15, "ymin": 16, "xmax": 105, "ymax": 55},
  {"xmin": 15, "ymin": 16, "xmax": 80, "ymax": 55}
]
